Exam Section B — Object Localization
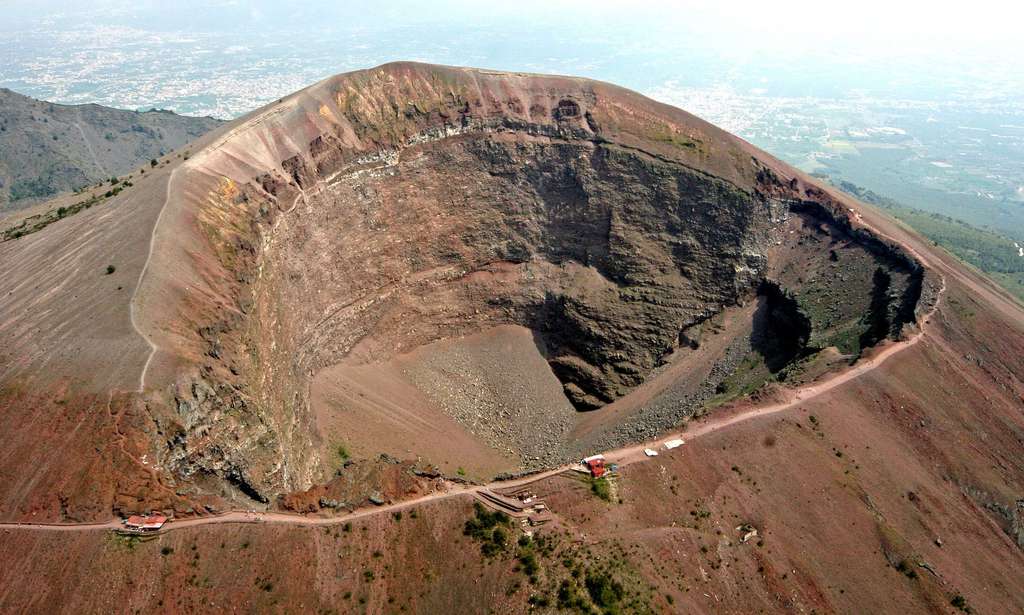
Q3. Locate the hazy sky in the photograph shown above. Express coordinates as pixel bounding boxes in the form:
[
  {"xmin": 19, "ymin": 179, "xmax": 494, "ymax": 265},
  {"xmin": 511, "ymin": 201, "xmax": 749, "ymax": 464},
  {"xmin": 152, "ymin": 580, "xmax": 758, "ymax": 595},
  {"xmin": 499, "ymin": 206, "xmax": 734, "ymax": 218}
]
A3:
[
  {"xmin": 3, "ymin": 0, "xmax": 1020, "ymax": 55},
  {"xmin": 1, "ymin": 0, "xmax": 1020, "ymax": 115},
  {"xmin": 1, "ymin": 0, "xmax": 1020, "ymax": 235}
]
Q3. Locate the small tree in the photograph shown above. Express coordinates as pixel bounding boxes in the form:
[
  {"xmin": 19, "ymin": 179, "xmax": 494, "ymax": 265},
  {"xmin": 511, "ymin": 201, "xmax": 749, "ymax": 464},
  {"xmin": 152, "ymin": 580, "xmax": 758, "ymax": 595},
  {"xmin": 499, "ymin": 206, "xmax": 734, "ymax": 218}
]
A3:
[{"xmin": 150, "ymin": 159, "xmax": 158, "ymax": 167}]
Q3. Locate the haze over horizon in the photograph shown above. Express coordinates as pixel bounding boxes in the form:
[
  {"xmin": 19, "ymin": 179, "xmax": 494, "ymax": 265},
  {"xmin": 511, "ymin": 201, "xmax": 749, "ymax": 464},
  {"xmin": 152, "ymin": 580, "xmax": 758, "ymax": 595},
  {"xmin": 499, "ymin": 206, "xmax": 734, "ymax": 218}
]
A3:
[
  {"xmin": 8, "ymin": 0, "xmax": 1021, "ymax": 237},
  {"xmin": 1, "ymin": 0, "xmax": 1020, "ymax": 118}
]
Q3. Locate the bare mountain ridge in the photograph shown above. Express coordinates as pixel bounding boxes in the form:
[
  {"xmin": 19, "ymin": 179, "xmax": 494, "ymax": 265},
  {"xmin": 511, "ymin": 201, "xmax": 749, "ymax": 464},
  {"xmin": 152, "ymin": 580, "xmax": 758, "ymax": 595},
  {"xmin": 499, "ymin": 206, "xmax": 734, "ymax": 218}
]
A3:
[
  {"xmin": 2, "ymin": 63, "xmax": 1024, "ymax": 615},
  {"xmin": 0, "ymin": 88, "xmax": 222, "ymax": 210},
  {"xmin": 2, "ymin": 62, "xmax": 932, "ymax": 505}
]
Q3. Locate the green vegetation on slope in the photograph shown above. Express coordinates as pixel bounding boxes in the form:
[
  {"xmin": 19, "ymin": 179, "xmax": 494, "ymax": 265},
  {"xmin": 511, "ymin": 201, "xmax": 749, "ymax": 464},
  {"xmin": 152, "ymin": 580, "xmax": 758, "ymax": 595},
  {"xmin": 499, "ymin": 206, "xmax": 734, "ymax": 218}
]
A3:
[
  {"xmin": 463, "ymin": 502, "xmax": 511, "ymax": 557},
  {"xmin": 462, "ymin": 504, "xmax": 656, "ymax": 614},
  {"xmin": 829, "ymin": 177, "xmax": 1024, "ymax": 302},
  {"xmin": 1, "ymin": 178, "xmax": 132, "ymax": 242}
]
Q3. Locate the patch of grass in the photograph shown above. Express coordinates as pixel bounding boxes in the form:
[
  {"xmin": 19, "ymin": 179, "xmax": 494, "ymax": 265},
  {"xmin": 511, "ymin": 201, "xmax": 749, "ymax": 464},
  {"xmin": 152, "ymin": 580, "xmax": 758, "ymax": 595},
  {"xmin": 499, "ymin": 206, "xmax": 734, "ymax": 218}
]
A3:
[
  {"xmin": 335, "ymin": 443, "xmax": 349, "ymax": 462},
  {"xmin": 108, "ymin": 533, "xmax": 144, "ymax": 551},
  {"xmin": 823, "ymin": 326, "xmax": 863, "ymax": 356},
  {"xmin": 706, "ymin": 351, "xmax": 775, "ymax": 408},
  {"xmin": 519, "ymin": 551, "xmax": 539, "ymax": 577},
  {"xmin": 2, "ymin": 190, "xmax": 115, "ymax": 242},
  {"xmin": 557, "ymin": 579, "xmax": 586, "ymax": 611},
  {"xmin": 585, "ymin": 570, "xmax": 625, "ymax": 612},
  {"xmin": 589, "ymin": 477, "xmax": 612, "ymax": 502}
]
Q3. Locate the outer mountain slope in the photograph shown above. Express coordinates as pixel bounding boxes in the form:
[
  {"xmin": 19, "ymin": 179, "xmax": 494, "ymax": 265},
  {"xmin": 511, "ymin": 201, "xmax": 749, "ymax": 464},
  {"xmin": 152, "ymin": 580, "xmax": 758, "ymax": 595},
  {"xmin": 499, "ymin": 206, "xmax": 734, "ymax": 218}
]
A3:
[{"xmin": 0, "ymin": 88, "xmax": 222, "ymax": 210}]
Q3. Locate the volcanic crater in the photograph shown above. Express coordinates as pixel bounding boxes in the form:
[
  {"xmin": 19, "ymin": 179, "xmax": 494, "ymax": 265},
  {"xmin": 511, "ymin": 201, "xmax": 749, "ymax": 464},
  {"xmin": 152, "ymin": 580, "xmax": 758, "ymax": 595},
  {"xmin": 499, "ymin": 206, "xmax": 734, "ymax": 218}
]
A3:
[
  {"xmin": 144, "ymin": 63, "xmax": 929, "ymax": 503},
  {"xmin": 0, "ymin": 63, "xmax": 935, "ymax": 515}
]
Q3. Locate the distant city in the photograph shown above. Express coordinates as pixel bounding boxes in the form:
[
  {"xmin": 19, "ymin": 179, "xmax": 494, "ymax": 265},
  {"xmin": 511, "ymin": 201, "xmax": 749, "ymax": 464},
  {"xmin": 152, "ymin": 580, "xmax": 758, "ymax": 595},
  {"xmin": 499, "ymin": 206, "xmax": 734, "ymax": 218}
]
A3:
[{"xmin": 2, "ymin": 10, "xmax": 1022, "ymax": 242}]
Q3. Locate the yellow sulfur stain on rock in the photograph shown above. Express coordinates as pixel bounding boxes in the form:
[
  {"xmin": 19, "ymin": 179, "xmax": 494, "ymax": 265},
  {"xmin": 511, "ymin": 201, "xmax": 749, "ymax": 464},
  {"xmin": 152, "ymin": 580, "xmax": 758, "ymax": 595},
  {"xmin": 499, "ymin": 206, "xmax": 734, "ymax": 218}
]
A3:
[
  {"xmin": 318, "ymin": 103, "xmax": 337, "ymax": 123},
  {"xmin": 216, "ymin": 176, "xmax": 239, "ymax": 202}
]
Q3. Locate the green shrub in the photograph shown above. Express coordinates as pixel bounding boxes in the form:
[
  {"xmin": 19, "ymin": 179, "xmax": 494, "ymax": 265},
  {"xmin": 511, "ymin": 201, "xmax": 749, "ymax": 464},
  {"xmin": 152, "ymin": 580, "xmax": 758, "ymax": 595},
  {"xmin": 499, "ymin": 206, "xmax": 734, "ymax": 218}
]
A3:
[
  {"xmin": 896, "ymin": 558, "xmax": 918, "ymax": 579},
  {"xmin": 590, "ymin": 477, "xmax": 611, "ymax": 501},
  {"xmin": 950, "ymin": 594, "xmax": 972, "ymax": 612},
  {"xmin": 519, "ymin": 551, "xmax": 539, "ymax": 576},
  {"xmin": 585, "ymin": 571, "xmax": 624, "ymax": 609},
  {"xmin": 463, "ymin": 502, "xmax": 511, "ymax": 556}
]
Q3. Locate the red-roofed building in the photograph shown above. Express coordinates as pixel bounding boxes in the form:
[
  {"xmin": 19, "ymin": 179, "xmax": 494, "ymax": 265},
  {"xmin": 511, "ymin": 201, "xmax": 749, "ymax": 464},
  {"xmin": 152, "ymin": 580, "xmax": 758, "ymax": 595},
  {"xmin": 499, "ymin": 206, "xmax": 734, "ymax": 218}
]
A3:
[
  {"xmin": 582, "ymin": 455, "xmax": 606, "ymax": 478},
  {"xmin": 124, "ymin": 514, "xmax": 167, "ymax": 531}
]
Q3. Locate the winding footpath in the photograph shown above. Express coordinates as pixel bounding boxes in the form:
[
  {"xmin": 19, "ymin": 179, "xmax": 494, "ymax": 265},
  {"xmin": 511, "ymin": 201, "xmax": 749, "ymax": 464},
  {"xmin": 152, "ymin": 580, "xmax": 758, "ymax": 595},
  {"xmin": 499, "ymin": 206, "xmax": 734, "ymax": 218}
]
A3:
[
  {"xmin": 73, "ymin": 122, "xmax": 109, "ymax": 179},
  {"xmin": 129, "ymin": 166, "xmax": 181, "ymax": 393}
]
